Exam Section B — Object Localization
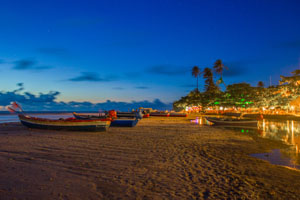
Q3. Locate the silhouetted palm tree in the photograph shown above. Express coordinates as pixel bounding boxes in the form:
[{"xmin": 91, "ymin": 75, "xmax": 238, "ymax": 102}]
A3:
[
  {"xmin": 257, "ymin": 81, "xmax": 264, "ymax": 88},
  {"xmin": 203, "ymin": 67, "xmax": 215, "ymax": 92},
  {"xmin": 192, "ymin": 66, "xmax": 201, "ymax": 92},
  {"xmin": 213, "ymin": 59, "xmax": 228, "ymax": 86}
]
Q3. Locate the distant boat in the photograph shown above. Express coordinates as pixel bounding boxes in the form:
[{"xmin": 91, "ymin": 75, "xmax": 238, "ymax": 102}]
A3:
[
  {"xmin": 73, "ymin": 112, "xmax": 141, "ymax": 127},
  {"xmin": 117, "ymin": 111, "xmax": 141, "ymax": 118},
  {"xmin": 169, "ymin": 112, "xmax": 188, "ymax": 117},
  {"xmin": 143, "ymin": 113, "xmax": 150, "ymax": 118},
  {"xmin": 205, "ymin": 117, "xmax": 258, "ymax": 126},
  {"xmin": 150, "ymin": 112, "xmax": 170, "ymax": 117},
  {"xmin": 18, "ymin": 114, "xmax": 111, "ymax": 131}
]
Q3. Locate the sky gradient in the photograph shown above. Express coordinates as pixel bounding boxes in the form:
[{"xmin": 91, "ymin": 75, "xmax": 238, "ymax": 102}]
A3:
[{"xmin": 0, "ymin": 0, "xmax": 300, "ymax": 109}]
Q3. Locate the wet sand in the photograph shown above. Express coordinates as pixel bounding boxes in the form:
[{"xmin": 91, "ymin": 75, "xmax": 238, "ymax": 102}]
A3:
[{"xmin": 0, "ymin": 116, "xmax": 300, "ymax": 199}]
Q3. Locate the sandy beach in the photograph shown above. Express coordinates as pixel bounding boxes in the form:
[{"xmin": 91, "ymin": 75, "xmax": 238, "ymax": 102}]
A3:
[{"xmin": 0, "ymin": 116, "xmax": 300, "ymax": 200}]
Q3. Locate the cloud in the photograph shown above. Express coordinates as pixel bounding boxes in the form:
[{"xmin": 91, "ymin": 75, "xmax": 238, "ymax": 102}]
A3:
[
  {"xmin": 223, "ymin": 61, "xmax": 249, "ymax": 77},
  {"xmin": 13, "ymin": 59, "xmax": 36, "ymax": 70},
  {"xmin": 135, "ymin": 86, "xmax": 149, "ymax": 89},
  {"xmin": 274, "ymin": 40, "xmax": 300, "ymax": 48},
  {"xmin": 0, "ymin": 84, "xmax": 172, "ymax": 111},
  {"xmin": 13, "ymin": 59, "xmax": 53, "ymax": 71},
  {"xmin": 147, "ymin": 65, "xmax": 190, "ymax": 76},
  {"xmin": 58, "ymin": 17, "xmax": 102, "ymax": 28},
  {"xmin": 37, "ymin": 48, "xmax": 69, "ymax": 56},
  {"xmin": 112, "ymin": 87, "xmax": 125, "ymax": 90},
  {"xmin": 68, "ymin": 72, "xmax": 117, "ymax": 82}
]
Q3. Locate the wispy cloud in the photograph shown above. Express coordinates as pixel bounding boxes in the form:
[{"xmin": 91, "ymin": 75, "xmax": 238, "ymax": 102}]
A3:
[
  {"xmin": 147, "ymin": 65, "xmax": 190, "ymax": 76},
  {"xmin": 58, "ymin": 17, "xmax": 103, "ymax": 28},
  {"xmin": 13, "ymin": 59, "xmax": 36, "ymax": 70},
  {"xmin": 68, "ymin": 72, "xmax": 117, "ymax": 82},
  {"xmin": 135, "ymin": 86, "xmax": 149, "ymax": 89},
  {"xmin": 274, "ymin": 40, "xmax": 300, "ymax": 48},
  {"xmin": 37, "ymin": 47, "xmax": 69, "ymax": 56},
  {"xmin": 112, "ymin": 87, "xmax": 125, "ymax": 90},
  {"xmin": 12, "ymin": 59, "xmax": 53, "ymax": 71},
  {"xmin": 223, "ymin": 61, "xmax": 251, "ymax": 77}
]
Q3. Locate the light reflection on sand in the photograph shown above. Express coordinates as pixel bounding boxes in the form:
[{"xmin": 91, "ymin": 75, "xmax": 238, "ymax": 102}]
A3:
[
  {"xmin": 251, "ymin": 149, "xmax": 300, "ymax": 170},
  {"xmin": 191, "ymin": 116, "xmax": 300, "ymax": 169}
]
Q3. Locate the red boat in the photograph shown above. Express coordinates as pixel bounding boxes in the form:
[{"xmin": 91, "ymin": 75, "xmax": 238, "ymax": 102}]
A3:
[{"xmin": 143, "ymin": 113, "xmax": 150, "ymax": 118}]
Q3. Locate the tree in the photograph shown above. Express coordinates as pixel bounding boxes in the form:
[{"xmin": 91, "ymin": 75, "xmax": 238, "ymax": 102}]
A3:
[
  {"xmin": 213, "ymin": 59, "xmax": 228, "ymax": 86},
  {"xmin": 257, "ymin": 81, "xmax": 264, "ymax": 88},
  {"xmin": 203, "ymin": 67, "xmax": 217, "ymax": 93},
  {"xmin": 192, "ymin": 66, "xmax": 201, "ymax": 92}
]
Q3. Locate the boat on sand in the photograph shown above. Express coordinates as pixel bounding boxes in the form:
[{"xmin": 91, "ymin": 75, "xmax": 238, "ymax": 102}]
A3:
[
  {"xmin": 205, "ymin": 117, "xmax": 258, "ymax": 126},
  {"xmin": 73, "ymin": 111, "xmax": 141, "ymax": 127},
  {"xmin": 150, "ymin": 112, "xmax": 170, "ymax": 117},
  {"xmin": 169, "ymin": 112, "xmax": 188, "ymax": 117},
  {"xmin": 18, "ymin": 114, "xmax": 111, "ymax": 131}
]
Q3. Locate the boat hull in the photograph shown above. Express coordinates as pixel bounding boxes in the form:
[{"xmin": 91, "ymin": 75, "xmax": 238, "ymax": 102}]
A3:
[
  {"xmin": 169, "ymin": 113, "xmax": 187, "ymax": 117},
  {"xmin": 110, "ymin": 119, "xmax": 139, "ymax": 127},
  {"xmin": 150, "ymin": 113, "xmax": 170, "ymax": 117},
  {"xmin": 205, "ymin": 117, "xmax": 258, "ymax": 126},
  {"xmin": 143, "ymin": 113, "xmax": 150, "ymax": 118},
  {"xmin": 19, "ymin": 115, "xmax": 111, "ymax": 132},
  {"xmin": 73, "ymin": 113, "xmax": 139, "ymax": 127}
]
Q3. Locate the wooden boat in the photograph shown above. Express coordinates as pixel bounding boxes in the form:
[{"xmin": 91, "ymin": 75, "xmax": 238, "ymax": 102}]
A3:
[
  {"xmin": 73, "ymin": 112, "xmax": 141, "ymax": 127},
  {"xmin": 73, "ymin": 112, "xmax": 108, "ymax": 120},
  {"xmin": 205, "ymin": 117, "xmax": 258, "ymax": 126},
  {"xmin": 18, "ymin": 114, "xmax": 111, "ymax": 131},
  {"xmin": 150, "ymin": 112, "xmax": 170, "ymax": 117},
  {"xmin": 169, "ymin": 112, "xmax": 188, "ymax": 117}
]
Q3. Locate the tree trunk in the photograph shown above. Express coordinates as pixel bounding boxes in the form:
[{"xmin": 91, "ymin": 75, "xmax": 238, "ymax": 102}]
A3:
[{"xmin": 197, "ymin": 76, "xmax": 199, "ymax": 91}]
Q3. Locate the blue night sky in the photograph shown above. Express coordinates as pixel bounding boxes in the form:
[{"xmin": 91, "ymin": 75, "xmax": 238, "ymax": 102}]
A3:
[{"xmin": 0, "ymin": 0, "xmax": 300, "ymax": 110}]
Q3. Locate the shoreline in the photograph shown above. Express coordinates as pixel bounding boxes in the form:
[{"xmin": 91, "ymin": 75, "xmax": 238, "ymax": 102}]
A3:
[{"xmin": 0, "ymin": 117, "xmax": 300, "ymax": 199}]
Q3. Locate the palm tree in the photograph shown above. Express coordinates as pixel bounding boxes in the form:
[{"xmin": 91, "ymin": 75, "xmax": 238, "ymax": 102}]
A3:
[
  {"xmin": 192, "ymin": 66, "xmax": 201, "ymax": 92},
  {"xmin": 213, "ymin": 59, "xmax": 228, "ymax": 86},
  {"xmin": 257, "ymin": 81, "xmax": 264, "ymax": 88},
  {"xmin": 203, "ymin": 67, "xmax": 215, "ymax": 92}
]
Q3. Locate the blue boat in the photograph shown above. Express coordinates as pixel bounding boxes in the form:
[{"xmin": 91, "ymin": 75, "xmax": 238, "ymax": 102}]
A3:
[
  {"xmin": 73, "ymin": 112, "xmax": 141, "ymax": 127},
  {"xmin": 110, "ymin": 118, "xmax": 139, "ymax": 127}
]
